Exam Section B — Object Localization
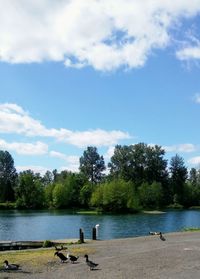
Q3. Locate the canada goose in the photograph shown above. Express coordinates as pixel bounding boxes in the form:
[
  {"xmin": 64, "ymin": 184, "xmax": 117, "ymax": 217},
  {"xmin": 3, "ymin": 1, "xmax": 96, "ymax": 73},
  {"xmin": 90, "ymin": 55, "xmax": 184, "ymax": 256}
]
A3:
[
  {"xmin": 84, "ymin": 254, "xmax": 98, "ymax": 270},
  {"xmin": 159, "ymin": 232, "xmax": 166, "ymax": 241},
  {"xmin": 55, "ymin": 245, "xmax": 66, "ymax": 251},
  {"xmin": 3, "ymin": 260, "xmax": 20, "ymax": 270},
  {"xmin": 66, "ymin": 253, "xmax": 79, "ymax": 263},
  {"xmin": 54, "ymin": 251, "xmax": 68, "ymax": 263},
  {"xmin": 149, "ymin": 231, "xmax": 160, "ymax": 235}
]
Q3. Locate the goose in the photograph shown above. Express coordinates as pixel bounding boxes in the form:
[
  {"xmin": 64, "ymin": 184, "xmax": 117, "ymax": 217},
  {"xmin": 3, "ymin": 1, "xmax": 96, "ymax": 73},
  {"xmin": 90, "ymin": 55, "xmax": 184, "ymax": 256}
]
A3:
[
  {"xmin": 55, "ymin": 245, "xmax": 66, "ymax": 251},
  {"xmin": 66, "ymin": 253, "xmax": 79, "ymax": 264},
  {"xmin": 149, "ymin": 231, "xmax": 160, "ymax": 235},
  {"xmin": 84, "ymin": 254, "xmax": 98, "ymax": 270},
  {"xmin": 54, "ymin": 251, "xmax": 68, "ymax": 263},
  {"xmin": 3, "ymin": 260, "xmax": 20, "ymax": 270},
  {"xmin": 159, "ymin": 232, "xmax": 166, "ymax": 241}
]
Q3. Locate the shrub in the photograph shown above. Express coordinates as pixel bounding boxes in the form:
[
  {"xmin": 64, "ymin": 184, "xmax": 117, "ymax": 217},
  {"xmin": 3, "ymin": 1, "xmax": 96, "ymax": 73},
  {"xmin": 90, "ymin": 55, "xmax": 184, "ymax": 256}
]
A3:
[{"xmin": 43, "ymin": 240, "xmax": 52, "ymax": 248}]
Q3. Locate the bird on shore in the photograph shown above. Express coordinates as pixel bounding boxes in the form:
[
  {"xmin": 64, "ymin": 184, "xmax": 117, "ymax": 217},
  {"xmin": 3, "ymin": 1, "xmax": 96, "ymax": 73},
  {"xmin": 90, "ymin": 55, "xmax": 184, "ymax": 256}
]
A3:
[
  {"xmin": 149, "ymin": 231, "xmax": 166, "ymax": 241},
  {"xmin": 84, "ymin": 254, "xmax": 98, "ymax": 270},
  {"xmin": 3, "ymin": 260, "xmax": 20, "ymax": 270},
  {"xmin": 54, "ymin": 251, "xmax": 68, "ymax": 263},
  {"xmin": 66, "ymin": 253, "xmax": 79, "ymax": 264},
  {"xmin": 55, "ymin": 245, "xmax": 66, "ymax": 251},
  {"xmin": 149, "ymin": 231, "xmax": 160, "ymax": 235},
  {"xmin": 159, "ymin": 232, "xmax": 166, "ymax": 241}
]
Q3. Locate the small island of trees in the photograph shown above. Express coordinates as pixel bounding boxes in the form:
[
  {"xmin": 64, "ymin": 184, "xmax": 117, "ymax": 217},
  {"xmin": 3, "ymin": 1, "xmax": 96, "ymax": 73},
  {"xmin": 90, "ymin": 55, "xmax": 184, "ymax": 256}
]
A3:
[{"xmin": 0, "ymin": 143, "xmax": 200, "ymax": 212}]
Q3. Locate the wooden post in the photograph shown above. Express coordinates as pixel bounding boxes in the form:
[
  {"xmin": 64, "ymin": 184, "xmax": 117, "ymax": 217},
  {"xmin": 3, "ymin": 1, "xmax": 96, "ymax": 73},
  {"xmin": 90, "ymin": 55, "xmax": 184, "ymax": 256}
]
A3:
[
  {"xmin": 92, "ymin": 227, "xmax": 96, "ymax": 240},
  {"xmin": 79, "ymin": 228, "xmax": 84, "ymax": 243}
]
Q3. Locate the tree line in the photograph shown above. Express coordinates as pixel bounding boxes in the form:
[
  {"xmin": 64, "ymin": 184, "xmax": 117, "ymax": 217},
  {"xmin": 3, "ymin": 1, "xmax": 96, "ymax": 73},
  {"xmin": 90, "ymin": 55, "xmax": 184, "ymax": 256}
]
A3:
[{"xmin": 0, "ymin": 143, "xmax": 200, "ymax": 212}]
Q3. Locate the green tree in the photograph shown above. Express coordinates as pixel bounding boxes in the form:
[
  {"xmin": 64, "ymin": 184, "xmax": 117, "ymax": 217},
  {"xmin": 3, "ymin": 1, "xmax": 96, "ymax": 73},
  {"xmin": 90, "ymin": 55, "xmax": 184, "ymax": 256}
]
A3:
[
  {"xmin": 79, "ymin": 146, "xmax": 105, "ymax": 184},
  {"xmin": 108, "ymin": 143, "xmax": 168, "ymax": 187},
  {"xmin": 0, "ymin": 150, "xmax": 17, "ymax": 202},
  {"xmin": 188, "ymin": 168, "xmax": 198, "ymax": 186},
  {"xmin": 42, "ymin": 170, "xmax": 53, "ymax": 186},
  {"xmin": 52, "ymin": 183, "xmax": 67, "ymax": 208},
  {"xmin": 91, "ymin": 179, "xmax": 139, "ymax": 212},
  {"xmin": 15, "ymin": 170, "xmax": 44, "ymax": 208},
  {"xmin": 169, "ymin": 154, "xmax": 187, "ymax": 205},
  {"xmin": 79, "ymin": 183, "xmax": 93, "ymax": 208},
  {"xmin": 108, "ymin": 145, "xmax": 133, "ymax": 181},
  {"xmin": 138, "ymin": 182, "xmax": 163, "ymax": 209},
  {"xmin": 44, "ymin": 183, "xmax": 55, "ymax": 208}
]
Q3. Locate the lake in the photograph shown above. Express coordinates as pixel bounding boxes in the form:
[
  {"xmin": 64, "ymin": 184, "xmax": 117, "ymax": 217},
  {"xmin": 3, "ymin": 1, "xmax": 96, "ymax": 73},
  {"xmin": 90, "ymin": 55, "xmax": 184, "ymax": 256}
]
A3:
[{"xmin": 0, "ymin": 209, "xmax": 200, "ymax": 241}]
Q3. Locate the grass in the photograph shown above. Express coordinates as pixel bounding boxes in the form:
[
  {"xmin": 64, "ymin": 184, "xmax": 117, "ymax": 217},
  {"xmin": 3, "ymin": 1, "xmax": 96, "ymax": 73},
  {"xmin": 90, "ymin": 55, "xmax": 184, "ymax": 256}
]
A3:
[
  {"xmin": 0, "ymin": 246, "xmax": 96, "ymax": 272},
  {"xmin": 182, "ymin": 227, "xmax": 200, "ymax": 232},
  {"xmin": 0, "ymin": 202, "xmax": 16, "ymax": 209},
  {"xmin": 142, "ymin": 210, "xmax": 165, "ymax": 214},
  {"xmin": 76, "ymin": 210, "xmax": 100, "ymax": 215}
]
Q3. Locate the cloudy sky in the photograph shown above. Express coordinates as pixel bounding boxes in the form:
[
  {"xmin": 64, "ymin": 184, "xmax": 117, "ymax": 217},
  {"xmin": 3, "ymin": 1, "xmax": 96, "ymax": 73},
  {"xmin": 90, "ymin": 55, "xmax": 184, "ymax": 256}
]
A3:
[{"xmin": 1, "ymin": 0, "xmax": 200, "ymax": 174}]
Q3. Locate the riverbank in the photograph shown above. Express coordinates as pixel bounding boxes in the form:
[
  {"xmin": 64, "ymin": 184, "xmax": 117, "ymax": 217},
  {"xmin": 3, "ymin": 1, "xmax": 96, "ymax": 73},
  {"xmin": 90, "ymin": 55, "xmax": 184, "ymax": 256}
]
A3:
[{"xmin": 1, "ymin": 231, "xmax": 200, "ymax": 278}]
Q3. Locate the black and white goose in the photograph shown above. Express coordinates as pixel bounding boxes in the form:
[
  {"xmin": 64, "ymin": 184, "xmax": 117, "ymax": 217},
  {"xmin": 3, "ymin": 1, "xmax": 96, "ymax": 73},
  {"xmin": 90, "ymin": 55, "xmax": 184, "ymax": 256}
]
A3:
[
  {"xmin": 3, "ymin": 260, "xmax": 20, "ymax": 270},
  {"xmin": 84, "ymin": 254, "xmax": 98, "ymax": 270},
  {"xmin": 55, "ymin": 245, "xmax": 64, "ymax": 251},
  {"xmin": 159, "ymin": 232, "xmax": 166, "ymax": 241},
  {"xmin": 149, "ymin": 231, "xmax": 160, "ymax": 235},
  {"xmin": 66, "ymin": 253, "xmax": 79, "ymax": 263},
  {"xmin": 54, "ymin": 251, "xmax": 68, "ymax": 263}
]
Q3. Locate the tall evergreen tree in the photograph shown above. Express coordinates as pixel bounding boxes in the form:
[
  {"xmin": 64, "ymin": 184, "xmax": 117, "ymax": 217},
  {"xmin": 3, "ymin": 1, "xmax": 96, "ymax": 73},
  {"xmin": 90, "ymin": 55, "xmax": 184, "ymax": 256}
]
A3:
[
  {"xmin": 79, "ymin": 146, "xmax": 105, "ymax": 184},
  {"xmin": 169, "ymin": 154, "xmax": 187, "ymax": 205},
  {"xmin": 0, "ymin": 150, "xmax": 17, "ymax": 202}
]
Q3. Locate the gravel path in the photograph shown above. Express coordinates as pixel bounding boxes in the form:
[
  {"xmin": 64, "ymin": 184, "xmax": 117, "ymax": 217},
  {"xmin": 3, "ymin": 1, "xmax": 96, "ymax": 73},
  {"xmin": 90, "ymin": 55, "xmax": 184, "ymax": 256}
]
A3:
[{"xmin": 1, "ymin": 231, "xmax": 200, "ymax": 279}]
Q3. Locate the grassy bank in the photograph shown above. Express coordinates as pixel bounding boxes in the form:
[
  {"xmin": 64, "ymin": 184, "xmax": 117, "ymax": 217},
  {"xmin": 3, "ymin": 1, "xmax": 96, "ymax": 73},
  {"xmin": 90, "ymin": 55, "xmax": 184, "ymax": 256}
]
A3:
[
  {"xmin": 0, "ymin": 246, "xmax": 95, "ymax": 272},
  {"xmin": 0, "ymin": 202, "xmax": 16, "ymax": 209}
]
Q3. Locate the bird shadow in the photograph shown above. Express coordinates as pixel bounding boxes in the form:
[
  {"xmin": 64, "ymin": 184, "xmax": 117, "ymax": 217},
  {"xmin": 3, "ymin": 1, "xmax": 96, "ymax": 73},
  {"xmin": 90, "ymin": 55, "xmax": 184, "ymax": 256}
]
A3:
[
  {"xmin": 0, "ymin": 270, "xmax": 32, "ymax": 274},
  {"xmin": 90, "ymin": 268, "xmax": 101, "ymax": 271}
]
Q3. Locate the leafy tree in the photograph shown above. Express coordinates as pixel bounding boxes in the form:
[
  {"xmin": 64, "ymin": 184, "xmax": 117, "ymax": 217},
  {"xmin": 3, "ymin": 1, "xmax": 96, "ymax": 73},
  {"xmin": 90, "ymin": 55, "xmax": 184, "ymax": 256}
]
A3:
[
  {"xmin": 52, "ymin": 169, "xmax": 58, "ymax": 182},
  {"xmin": 0, "ymin": 150, "xmax": 17, "ymax": 202},
  {"xmin": 184, "ymin": 168, "xmax": 200, "ymax": 207},
  {"xmin": 169, "ymin": 154, "xmax": 187, "ymax": 205},
  {"xmin": 42, "ymin": 170, "xmax": 53, "ymax": 186},
  {"xmin": 138, "ymin": 182, "xmax": 163, "ymax": 209},
  {"xmin": 15, "ymin": 170, "xmax": 44, "ymax": 208},
  {"xmin": 65, "ymin": 173, "xmax": 85, "ymax": 207},
  {"xmin": 52, "ymin": 183, "xmax": 67, "ymax": 208},
  {"xmin": 79, "ymin": 146, "xmax": 105, "ymax": 184},
  {"xmin": 91, "ymin": 179, "xmax": 139, "ymax": 212},
  {"xmin": 188, "ymin": 168, "xmax": 198, "ymax": 186},
  {"xmin": 108, "ymin": 145, "xmax": 133, "ymax": 181},
  {"xmin": 108, "ymin": 143, "xmax": 168, "ymax": 187},
  {"xmin": 79, "ymin": 183, "xmax": 93, "ymax": 208},
  {"xmin": 145, "ymin": 145, "xmax": 168, "ymax": 184},
  {"xmin": 44, "ymin": 183, "xmax": 55, "ymax": 208}
]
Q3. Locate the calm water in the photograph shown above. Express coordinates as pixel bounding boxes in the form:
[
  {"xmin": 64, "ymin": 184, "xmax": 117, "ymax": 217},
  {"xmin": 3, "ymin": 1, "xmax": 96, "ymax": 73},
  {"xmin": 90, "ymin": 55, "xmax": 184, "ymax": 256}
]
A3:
[{"xmin": 0, "ymin": 209, "xmax": 200, "ymax": 241}]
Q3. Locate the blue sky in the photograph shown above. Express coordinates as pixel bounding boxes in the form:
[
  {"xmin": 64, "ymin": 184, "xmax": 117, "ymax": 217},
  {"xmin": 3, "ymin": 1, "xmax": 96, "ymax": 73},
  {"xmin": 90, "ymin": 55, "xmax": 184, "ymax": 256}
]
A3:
[{"xmin": 1, "ymin": 0, "xmax": 200, "ymax": 174}]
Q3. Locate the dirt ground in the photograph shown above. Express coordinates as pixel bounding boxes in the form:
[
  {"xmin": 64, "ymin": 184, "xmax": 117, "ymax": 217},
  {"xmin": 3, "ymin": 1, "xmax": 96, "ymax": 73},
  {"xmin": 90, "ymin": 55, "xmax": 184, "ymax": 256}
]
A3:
[{"xmin": 1, "ymin": 231, "xmax": 200, "ymax": 279}]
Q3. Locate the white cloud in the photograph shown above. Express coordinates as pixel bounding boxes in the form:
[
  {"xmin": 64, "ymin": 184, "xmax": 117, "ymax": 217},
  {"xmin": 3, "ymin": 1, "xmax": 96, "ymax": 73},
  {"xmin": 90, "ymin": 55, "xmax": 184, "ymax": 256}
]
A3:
[
  {"xmin": 60, "ymin": 164, "xmax": 79, "ymax": 173},
  {"xmin": 164, "ymin": 143, "xmax": 197, "ymax": 153},
  {"xmin": 176, "ymin": 46, "xmax": 200, "ymax": 61},
  {"xmin": 188, "ymin": 156, "xmax": 200, "ymax": 165},
  {"xmin": 104, "ymin": 146, "xmax": 115, "ymax": 160},
  {"xmin": 0, "ymin": 0, "xmax": 200, "ymax": 71},
  {"xmin": 50, "ymin": 151, "xmax": 79, "ymax": 163},
  {"xmin": 0, "ymin": 103, "xmax": 130, "ymax": 147},
  {"xmin": 62, "ymin": 129, "xmax": 130, "ymax": 147},
  {"xmin": 16, "ymin": 165, "xmax": 50, "ymax": 175},
  {"xmin": 193, "ymin": 93, "xmax": 200, "ymax": 104},
  {"xmin": 50, "ymin": 151, "xmax": 80, "ymax": 172},
  {"xmin": 0, "ymin": 138, "xmax": 48, "ymax": 155}
]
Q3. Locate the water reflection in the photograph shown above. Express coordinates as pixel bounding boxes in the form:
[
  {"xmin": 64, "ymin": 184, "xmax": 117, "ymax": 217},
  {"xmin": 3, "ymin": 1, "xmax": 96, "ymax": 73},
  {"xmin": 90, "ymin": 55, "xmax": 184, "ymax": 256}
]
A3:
[{"xmin": 0, "ymin": 209, "xmax": 200, "ymax": 241}]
